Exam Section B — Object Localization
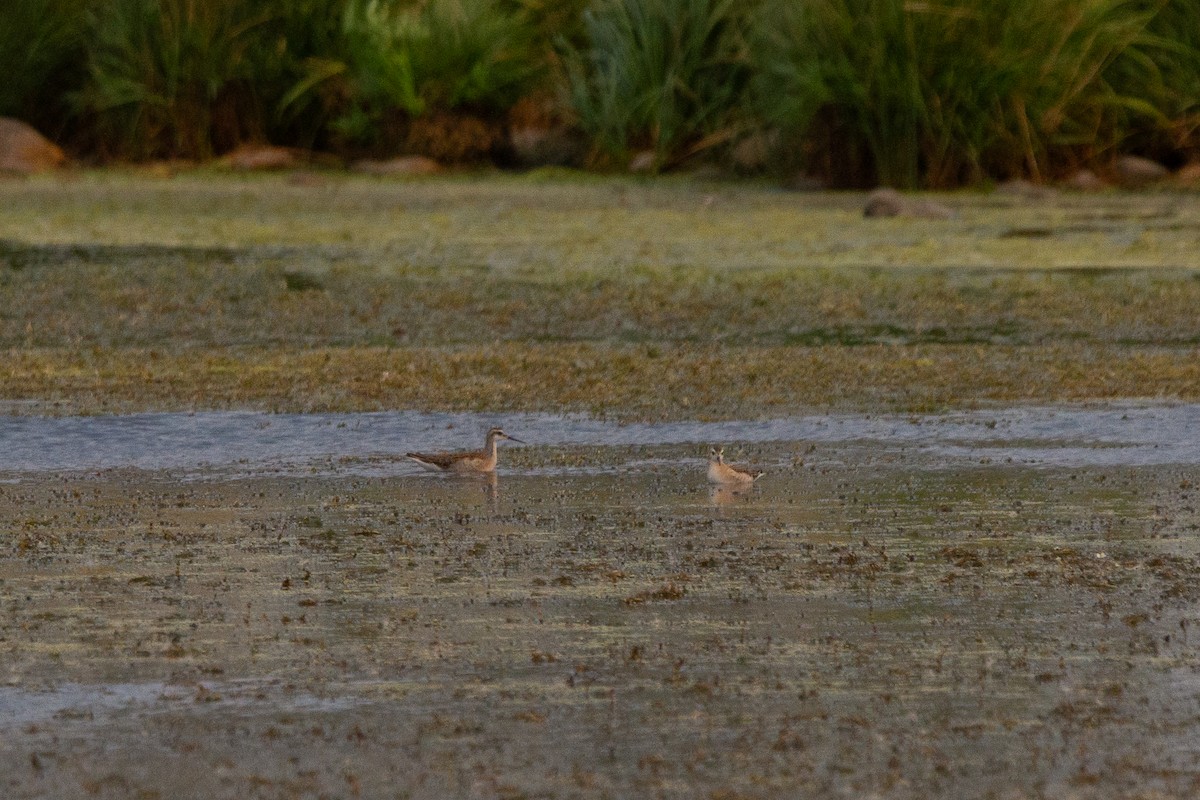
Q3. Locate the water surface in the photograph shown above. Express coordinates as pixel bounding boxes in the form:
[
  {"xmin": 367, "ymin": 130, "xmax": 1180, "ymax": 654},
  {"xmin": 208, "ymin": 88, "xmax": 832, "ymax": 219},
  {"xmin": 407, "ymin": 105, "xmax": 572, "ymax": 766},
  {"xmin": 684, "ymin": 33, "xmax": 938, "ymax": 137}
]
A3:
[{"xmin": 0, "ymin": 403, "xmax": 1197, "ymax": 476}]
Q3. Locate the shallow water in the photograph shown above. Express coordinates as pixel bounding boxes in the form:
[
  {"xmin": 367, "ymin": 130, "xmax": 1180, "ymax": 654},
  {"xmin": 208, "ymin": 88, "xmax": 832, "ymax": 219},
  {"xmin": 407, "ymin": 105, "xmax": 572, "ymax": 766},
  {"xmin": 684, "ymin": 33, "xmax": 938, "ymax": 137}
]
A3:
[{"xmin": 0, "ymin": 402, "xmax": 1198, "ymax": 476}]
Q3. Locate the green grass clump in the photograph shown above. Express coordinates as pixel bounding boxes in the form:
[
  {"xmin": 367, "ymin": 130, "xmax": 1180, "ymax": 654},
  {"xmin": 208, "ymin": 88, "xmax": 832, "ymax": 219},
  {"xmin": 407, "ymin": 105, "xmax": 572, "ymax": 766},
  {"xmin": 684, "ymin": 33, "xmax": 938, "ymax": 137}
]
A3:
[
  {"xmin": 347, "ymin": 0, "xmax": 544, "ymax": 115},
  {"xmin": 245, "ymin": 0, "xmax": 353, "ymax": 150},
  {"xmin": 73, "ymin": 0, "xmax": 366, "ymax": 158},
  {"xmin": 76, "ymin": 0, "xmax": 277, "ymax": 159},
  {"xmin": 285, "ymin": 0, "xmax": 545, "ymax": 156},
  {"xmin": 751, "ymin": 0, "xmax": 1161, "ymax": 187},
  {"xmin": 562, "ymin": 0, "xmax": 752, "ymax": 169},
  {"xmin": 1110, "ymin": 0, "xmax": 1200, "ymax": 159}
]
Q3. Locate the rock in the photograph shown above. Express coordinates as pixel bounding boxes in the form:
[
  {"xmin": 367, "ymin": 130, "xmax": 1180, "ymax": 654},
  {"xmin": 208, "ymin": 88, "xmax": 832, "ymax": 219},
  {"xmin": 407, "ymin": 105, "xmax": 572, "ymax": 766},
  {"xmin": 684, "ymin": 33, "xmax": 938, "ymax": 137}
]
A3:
[
  {"xmin": 223, "ymin": 144, "xmax": 299, "ymax": 171},
  {"xmin": 1174, "ymin": 162, "xmax": 1200, "ymax": 187},
  {"xmin": 996, "ymin": 179, "xmax": 1057, "ymax": 200},
  {"xmin": 508, "ymin": 126, "xmax": 586, "ymax": 168},
  {"xmin": 350, "ymin": 156, "xmax": 443, "ymax": 177},
  {"xmin": 1114, "ymin": 155, "xmax": 1168, "ymax": 187},
  {"xmin": 628, "ymin": 151, "xmax": 657, "ymax": 173},
  {"xmin": 286, "ymin": 171, "xmax": 327, "ymax": 188},
  {"xmin": 134, "ymin": 160, "xmax": 195, "ymax": 179},
  {"xmin": 0, "ymin": 118, "xmax": 66, "ymax": 174},
  {"xmin": 863, "ymin": 188, "xmax": 905, "ymax": 217},
  {"xmin": 863, "ymin": 187, "xmax": 956, "ymax": 219},
  {"xmin": 1064, "ymin": 169, "xmax": 1106, "ymax": 192}
]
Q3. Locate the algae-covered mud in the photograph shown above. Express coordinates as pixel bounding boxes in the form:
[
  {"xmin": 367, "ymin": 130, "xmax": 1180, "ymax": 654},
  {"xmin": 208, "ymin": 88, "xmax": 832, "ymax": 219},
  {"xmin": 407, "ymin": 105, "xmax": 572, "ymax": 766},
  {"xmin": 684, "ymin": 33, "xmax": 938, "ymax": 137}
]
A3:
[
  {"xmin": 1, "ymin": 173, "xmax": 1199, "ymax": 417},
  {"xmin": 3, "ymin": 408, "xmax": 1200, "ymax": 798}
]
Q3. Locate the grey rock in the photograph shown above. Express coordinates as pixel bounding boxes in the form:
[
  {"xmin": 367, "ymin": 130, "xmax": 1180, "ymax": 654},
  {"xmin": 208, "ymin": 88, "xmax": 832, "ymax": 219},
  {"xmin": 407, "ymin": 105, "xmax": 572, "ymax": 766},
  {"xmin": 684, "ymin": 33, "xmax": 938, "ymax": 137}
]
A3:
[
  {"xmin": 1114, "ymin": 155, "xmax": 1169, "ymax": 187},
  {"xmin": 864, "ymin": 187, "xmax": 956, "ymax": 219},
  {"xmin": 864, "ymin": 187, "xmax": 905, "ymax": 217},
  {"xmin": 223, "ymin": 144, "xmax": 299, "ymax": 171},
  {"xmin": 1064, "ymin": 169, "xmax": 1107, "ymax": 192},
  {"xmin": 996, "ymin": 179, "xmax": 1057, "ymax": 200},
  {"xmin": 351, "ymin": 156, "xmax": 443, "ymax": 176}
]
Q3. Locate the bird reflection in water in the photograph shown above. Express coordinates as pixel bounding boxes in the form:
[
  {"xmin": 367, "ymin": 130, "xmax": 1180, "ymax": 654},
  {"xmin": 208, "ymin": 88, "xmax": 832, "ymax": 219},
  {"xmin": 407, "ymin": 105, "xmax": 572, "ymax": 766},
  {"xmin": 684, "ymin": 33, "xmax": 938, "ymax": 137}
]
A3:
[{"xmin": 709, "ymin": 482, "xmax": 755, "ymax": 506}]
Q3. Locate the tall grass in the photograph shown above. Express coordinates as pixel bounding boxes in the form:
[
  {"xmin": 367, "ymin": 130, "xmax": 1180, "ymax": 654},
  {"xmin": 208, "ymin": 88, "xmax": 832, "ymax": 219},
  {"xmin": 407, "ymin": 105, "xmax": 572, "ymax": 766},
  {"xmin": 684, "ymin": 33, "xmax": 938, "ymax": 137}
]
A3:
[
  {"xmin": 2, "ymin": 0, "xmax": 1198, "ymax": 177},
  {"xmin": 752, "ymin": 0, "xmax": 1162, "ymax": 187},
  {"xmin": 249, "ymin": 0, "xmax": 353, "ymax": 150},
  {"xmin": 352, "ymin": 0, "xmax": 542, "ymax": 113},
  {"xmin": 287, "ymin": 0, "xmax": 545, "ymax": 153},
  {"xmin": 513, "ymin": 0, "xmax": 592, "ymax": 48},
  {"xmin": 76, "ymin": 0, "xmax": 274, "ymax": 159},
  {"xmin": 562, "ymin": 0, "xmax": 752, "ymax": 169},
  {"xmin": 0, "ymin": 0, "xmax": 85, "ymax": 124},
  {"xmin": 1111, "ymin": 0, "xmax": 1200, "ymax": 158}
]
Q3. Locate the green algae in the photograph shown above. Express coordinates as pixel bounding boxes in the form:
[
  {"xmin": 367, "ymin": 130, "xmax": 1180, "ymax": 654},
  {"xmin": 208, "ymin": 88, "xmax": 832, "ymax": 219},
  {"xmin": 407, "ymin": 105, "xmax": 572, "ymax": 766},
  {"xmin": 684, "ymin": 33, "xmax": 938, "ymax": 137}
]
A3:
[{"xmin": 1, "ymin": 172, "xmax": 1199, "ymax": 418}]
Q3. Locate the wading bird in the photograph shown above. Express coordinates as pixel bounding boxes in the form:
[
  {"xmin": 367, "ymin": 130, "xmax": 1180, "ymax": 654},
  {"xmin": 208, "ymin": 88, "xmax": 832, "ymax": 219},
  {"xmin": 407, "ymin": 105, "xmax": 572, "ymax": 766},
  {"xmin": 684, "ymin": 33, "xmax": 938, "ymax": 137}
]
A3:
[
  {"xmin": 707, "ymin": 446, "xmax": 764, "ymax": 485},
  {"xmin": 406, "ymin": 427, "xmax": 524, "ymax": 474}
]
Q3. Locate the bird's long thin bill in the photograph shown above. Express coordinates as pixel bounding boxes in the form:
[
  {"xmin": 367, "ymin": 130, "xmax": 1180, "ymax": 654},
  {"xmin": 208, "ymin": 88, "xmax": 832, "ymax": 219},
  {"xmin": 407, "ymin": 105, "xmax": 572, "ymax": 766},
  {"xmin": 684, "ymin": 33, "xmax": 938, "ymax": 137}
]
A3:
[{"xmin": 506, "ymin": 436, "xmax": 526, "ymax": 444}]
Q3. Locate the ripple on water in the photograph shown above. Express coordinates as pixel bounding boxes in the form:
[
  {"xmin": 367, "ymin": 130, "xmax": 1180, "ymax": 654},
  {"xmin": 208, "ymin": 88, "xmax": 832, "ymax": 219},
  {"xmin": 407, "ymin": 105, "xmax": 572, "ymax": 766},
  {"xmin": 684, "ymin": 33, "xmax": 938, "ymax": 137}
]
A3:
[{"xmin": 0, "ymin": 404, "xmax": 1196, "ymax": 477}]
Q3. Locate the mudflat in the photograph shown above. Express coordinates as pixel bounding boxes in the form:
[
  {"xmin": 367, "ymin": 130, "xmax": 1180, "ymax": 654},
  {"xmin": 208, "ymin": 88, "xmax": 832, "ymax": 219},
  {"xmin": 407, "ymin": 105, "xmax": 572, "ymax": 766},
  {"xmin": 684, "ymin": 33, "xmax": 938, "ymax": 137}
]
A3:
[
  {"xmin": 4, "ymin": 425, "xmax": 1200, "ymax": 799},
  {"xmin": 2, "ymin": 174, "xmax": 1199, "ymax": 799}
]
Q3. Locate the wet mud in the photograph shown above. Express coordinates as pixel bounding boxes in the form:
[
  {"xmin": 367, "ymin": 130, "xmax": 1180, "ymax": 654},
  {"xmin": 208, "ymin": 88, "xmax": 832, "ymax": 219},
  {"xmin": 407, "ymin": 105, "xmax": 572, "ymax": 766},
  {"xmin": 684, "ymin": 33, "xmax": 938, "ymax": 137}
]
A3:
[{"xmin": 3, "ymin": 412, "xmax": 1200, "ymax": 799}]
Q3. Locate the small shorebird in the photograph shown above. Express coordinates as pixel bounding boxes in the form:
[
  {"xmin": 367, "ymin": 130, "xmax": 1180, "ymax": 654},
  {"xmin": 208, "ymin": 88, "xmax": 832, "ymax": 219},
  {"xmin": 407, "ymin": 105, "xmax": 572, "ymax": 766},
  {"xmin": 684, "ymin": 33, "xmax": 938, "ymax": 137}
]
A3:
[
  {"xmin": 406, "ymin": 427, "xmax": 524, "ymax": 474},
  {"xmin": 707, "ymin": 447, "xmax": 763, "ymax": 485}
]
